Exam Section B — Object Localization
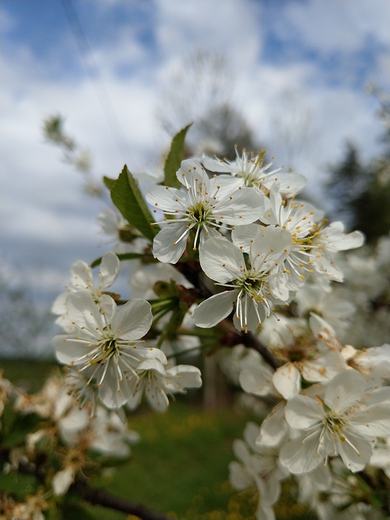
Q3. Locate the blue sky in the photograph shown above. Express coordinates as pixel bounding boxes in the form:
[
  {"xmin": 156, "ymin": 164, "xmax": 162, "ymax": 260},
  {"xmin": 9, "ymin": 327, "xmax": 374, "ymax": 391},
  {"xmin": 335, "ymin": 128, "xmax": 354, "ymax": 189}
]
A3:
[{"xmin": 1, "ymin": 0, "xmax": 389, "ymax": 323}]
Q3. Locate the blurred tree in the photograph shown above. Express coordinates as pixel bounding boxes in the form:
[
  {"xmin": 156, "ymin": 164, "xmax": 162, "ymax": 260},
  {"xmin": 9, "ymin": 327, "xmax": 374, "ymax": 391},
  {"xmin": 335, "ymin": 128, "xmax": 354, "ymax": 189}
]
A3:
[
  {"xmin": 156, "ymin": 49, "xmax": 259, "ymax": 158},
  {"xmin": 270, "ymin": 87, "xmax": 317, "ymax": 170},
  {"xmin": 326, "ymin": 89, "xmax": 390, "ymax": 243}
]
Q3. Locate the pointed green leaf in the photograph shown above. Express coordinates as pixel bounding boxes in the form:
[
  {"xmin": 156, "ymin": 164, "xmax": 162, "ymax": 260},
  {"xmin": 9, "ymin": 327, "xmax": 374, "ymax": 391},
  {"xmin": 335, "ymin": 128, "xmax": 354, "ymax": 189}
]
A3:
[
  {"xmin": 90, "ymin": 252, "xmax": 154, "ymax": 268},
  {"xmin": 164, "ymin": 123, "xmax": 192, "ymax": 188},
  {"xmin": 103, "ymin": 176, "xmax": 116, "ymax": 190},
  {"xmin": 110, "ymin": 165, "xmax": 159, "ymax": 242}
]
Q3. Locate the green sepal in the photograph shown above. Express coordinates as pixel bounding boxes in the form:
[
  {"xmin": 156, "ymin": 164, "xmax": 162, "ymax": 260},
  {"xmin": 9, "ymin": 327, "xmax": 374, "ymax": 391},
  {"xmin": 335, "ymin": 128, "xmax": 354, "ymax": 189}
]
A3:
[
  {"xmin": 164, "ymin": 123, "xmax": 192, "ymax": 188},
  {"xmin": 103, "ymin": 176, "xmax": 116, "ymax": 190},
  {"xmin": 153, "ymin": 279, "xmax": 180, "ymax": 299},
  {"xmin": 110, "ymin": 165, "xmax": 159, "ymax": 242},
  {"xmin": 149, "ymin": 297, "xmax": 177, "ymax": 317},
  {"xmin": 90, "ymin": 251, "xmax": 154, "ymax": 268},
  {"xmin": 165, "ymin": 301, "xmax": 188, "ymax": 336}
]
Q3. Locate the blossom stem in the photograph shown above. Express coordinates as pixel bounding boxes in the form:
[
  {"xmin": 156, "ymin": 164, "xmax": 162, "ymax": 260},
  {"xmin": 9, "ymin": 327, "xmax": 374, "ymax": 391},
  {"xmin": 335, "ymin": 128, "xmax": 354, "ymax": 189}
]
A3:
[
  {"xmin": 173, "ymin": 329, "xmax": 216, "ymax": 338},
  {"xmin": 166, "ymin": 341, "xmax": 214, "ymax": 359}
]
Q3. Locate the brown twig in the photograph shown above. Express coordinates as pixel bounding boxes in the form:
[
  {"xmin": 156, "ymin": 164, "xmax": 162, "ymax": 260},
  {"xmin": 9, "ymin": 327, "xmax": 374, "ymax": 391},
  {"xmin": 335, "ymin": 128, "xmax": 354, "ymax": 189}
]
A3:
[
  {"xmin": 240, "ymin": 331, "xmax": 281, "ymax": 370},
  {"xmin": 74, "ymin": 479, "xmax": 172, "ymax": 520},
  {"xmin": 16, "ymin": 461, "xmax": 171, "ymax": 520}
]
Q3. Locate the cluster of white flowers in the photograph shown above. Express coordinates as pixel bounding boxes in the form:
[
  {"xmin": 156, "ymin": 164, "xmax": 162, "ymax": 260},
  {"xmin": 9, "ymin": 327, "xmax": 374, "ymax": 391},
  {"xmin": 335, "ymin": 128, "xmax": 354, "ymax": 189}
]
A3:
[
  {"xmin": 49, "ymin": 144, "xmax": 390, "ymax": 519},
  {"xmin": 52, "ymin": 263, "xmax": 202, "ymax": 412}
]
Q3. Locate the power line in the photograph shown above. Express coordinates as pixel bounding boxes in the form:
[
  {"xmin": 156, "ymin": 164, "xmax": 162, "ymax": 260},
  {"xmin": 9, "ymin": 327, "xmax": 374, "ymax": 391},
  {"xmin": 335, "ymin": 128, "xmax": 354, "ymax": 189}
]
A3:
[{"xmin": 60, "ymin": 0, "xmax": 130, "ymax": 164}]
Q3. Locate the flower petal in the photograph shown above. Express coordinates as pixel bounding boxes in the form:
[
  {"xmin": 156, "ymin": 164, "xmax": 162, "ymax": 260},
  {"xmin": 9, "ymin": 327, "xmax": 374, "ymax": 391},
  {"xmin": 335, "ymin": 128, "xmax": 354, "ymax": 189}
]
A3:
[
  {"xmin": 165, "ymin": 365, "xmax": 202, "ymax": 390},
  {"xmin": 98, "ymin": 361, "xmax": 131, "ymax": 409},
  {"xmin": 70, "ymin": 260, "xmax": 93, "ymax": 290},
  {"xmin": 279, "ymin": 431, "xmax": 323, "ymax": 474},
  {"xmin": 336, "ymin": 430, "xmax": 372, "ymax": 472},
  {"xmin": 285, "ymin": 395, "xmax": 324, "ymax": 429},
  {"xmin": 192, "ymin": 290, "xmax": 238, "ymax": 328},
  {"xmin": 272, "ymin": 363, "xmax": 301, "ymax": 400},
  {"xmin": 199, "ymin": 238, "xmax": 244, "ymax": 283},
  {"xmin": 152, "ymin": 224, "xmax": 188, "ymax": 264},
  {"xmin": 215, "ymin": 187, "xmax": 263, "ymax": 225},
  {"xmin": 324, "ymin": 370, "xmax": 364, "ymax": 413},
  {"xmin": 239, "ymin": 365, "xmax": 275, "ymax": 396},
  {"xmin": 232, "ymin": 223, "xmax": 260, "ymax": 253},
  {"xmin": 54, "ymin": 337, "xmax": 94, "ymax": 366},
  {"xmin": 112, "ymin": 299, "xmax": 152, "ymax": 341},
  {"xmin": 256, "ymin": 403, "xmax": 288, "ymax": 447},
  {"xmin": 146, "ymin": 185, "xmax": 183, "ymax": 211},
  {"xmin": 66, "ymin": 291, "xmax": 104, "ymax": 333},
  {"xmin": 98, "ymin": 251, "xmax": 120, "ymax": 289}
]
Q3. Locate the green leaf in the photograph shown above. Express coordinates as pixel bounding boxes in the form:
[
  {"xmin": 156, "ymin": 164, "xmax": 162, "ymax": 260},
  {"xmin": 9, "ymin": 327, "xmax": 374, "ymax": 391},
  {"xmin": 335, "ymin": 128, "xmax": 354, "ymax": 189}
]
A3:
[
  {"xmin": 90, "ymin": 252, "xmax": 154, "ymax": 268},
  {"xmin": 103, "ymin": 176, "xmax": 116, "ymax": 190},
  {"xmin": 0, "ymin": 471, "xmax": 39, "ymax": 498},
  {"xmin": 1, "ymin": 401, "xmax": 16, "ymax": 434},
  {"xmin": 164, "ymin": 123, "xmax": 192, "ymax": 188},
  {"xmin": 3, "ymin": 413, "xmax": 42, "ymax": 448},
  {"xmin": 110, "ymin": 165, "xmax": 159, "ymax": 242}
]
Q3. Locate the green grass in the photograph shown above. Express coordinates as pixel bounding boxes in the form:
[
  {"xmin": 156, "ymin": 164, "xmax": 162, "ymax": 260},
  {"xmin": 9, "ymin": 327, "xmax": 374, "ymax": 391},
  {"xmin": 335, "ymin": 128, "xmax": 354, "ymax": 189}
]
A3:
[
  {"xmin": 88, "ymin": 402, "xmax": 257, "ymax": 519},
  {"xmin": 0, "ymin": 358, "xmax": 60, "ymax": 393}
]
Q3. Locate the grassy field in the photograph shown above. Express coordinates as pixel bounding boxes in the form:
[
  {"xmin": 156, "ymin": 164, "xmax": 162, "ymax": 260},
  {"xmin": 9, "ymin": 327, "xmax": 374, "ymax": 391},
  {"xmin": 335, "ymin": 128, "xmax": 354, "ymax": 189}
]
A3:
[{"xmin": 1, "ymin": 359, "xmax": 316, "ymax": 520}]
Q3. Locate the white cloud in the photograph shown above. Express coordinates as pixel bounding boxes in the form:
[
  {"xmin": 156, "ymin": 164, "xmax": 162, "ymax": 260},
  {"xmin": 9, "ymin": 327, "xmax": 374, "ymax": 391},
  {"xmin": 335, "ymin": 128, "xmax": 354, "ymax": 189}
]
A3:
[
  {"xmin": 155, "ymin": 0, "xmax": 262, "ymax": 68},
  {"xmin": 276, "ymin": 0, "xmax": 390, "ymax": 54},
  {"xmin": 1, "ymin": 0, "xmax": 388, "ymax": 308}
]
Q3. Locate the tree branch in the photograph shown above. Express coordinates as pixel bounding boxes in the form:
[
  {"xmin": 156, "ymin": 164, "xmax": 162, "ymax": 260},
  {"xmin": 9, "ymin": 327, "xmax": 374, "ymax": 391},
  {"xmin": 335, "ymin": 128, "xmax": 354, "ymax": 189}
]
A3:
[
  {"xmin": 240, "ymin": 331, "xmax": 281, "ymax": 370},
  {"xmin": 74, "ymin": 479, "xmax": 172, "ymax": 520}
]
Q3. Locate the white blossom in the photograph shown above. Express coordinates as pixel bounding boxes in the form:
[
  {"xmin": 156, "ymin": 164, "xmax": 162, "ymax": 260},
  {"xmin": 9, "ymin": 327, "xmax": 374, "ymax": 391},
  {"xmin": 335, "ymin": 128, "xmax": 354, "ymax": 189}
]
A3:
[
  {"xmin": 96, "ymin": 208, "xmax": 137, "ymax": 252},
  {"xmin": 89, "ymin": 407, "xmax": 140, "ymax": 457},
  {"xmin": 146, "ymin": 158, "xmax": 263, "ymax": 263},
  {"xmin": 126, "ymin": 358, "xmax": 202, "ymax": 412},
  {"xmin": 250, "ymin": 185, "xmax": 364, "ymax": 289},
  {"xmin": 129, "ymin": 261, "xmax": 192, "ymax": 299},
  {"xmin": 52, "ymin": 251, "xmax": 120, "ymax": 332},
  {"xmin": 342, "ymin": 343, "xmax": 390, "ymax": 388},
  {"xmin": 192, "ymin": 227, "xmax": 292, "ymax": 332},
  {"xmin": 257, "ymin": 313, "xmax": 346, "ymax": 400},
  {"xmin": 202, "ymin": 147, "xmax": 306, "ymax": 197},
  {"xmin": 279, "ymin": 370, "xmax": 390, "ymax": 474},
  {"xmin": 294, "ymin": 282, "xmax": 356, "ymax": 337},
  {"xmin": 53, "ymin": 292, "xmax": 166, "ymax": 409}
]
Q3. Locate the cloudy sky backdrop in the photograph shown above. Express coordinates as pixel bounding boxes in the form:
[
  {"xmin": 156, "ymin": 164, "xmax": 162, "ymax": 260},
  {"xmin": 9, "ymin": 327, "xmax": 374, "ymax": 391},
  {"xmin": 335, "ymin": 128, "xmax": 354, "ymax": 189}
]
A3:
[{"xmin": 1, "ymin": 0, "xmax": 389, "ymax": 326}]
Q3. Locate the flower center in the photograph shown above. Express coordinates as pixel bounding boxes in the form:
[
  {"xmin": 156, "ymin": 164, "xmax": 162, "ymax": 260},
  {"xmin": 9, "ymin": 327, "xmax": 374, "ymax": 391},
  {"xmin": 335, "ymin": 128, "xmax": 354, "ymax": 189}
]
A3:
[
  {"xmin": 324, "ymin": 412, "xmax": 347, "ymax": 436},
  {"xmin": 188, "ymin": 201, "xmax": 211, "ymax": 224},
  {"xmin": 235, "ymin": 271, "xmax": 265, "ymax": 301},
  {"xmin": 91, "ymin": 329, "xmax": 118, "ymax": 364}
]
